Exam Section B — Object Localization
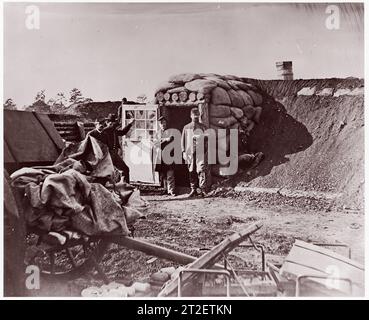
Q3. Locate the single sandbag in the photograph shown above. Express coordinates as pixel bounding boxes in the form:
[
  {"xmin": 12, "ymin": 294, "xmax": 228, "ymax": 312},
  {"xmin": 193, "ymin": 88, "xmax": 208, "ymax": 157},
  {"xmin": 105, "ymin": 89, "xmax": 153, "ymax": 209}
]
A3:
[
  {"xmin": 210, "ymin": 116, "xmax": 238, "ymax": 128},
  {"xmin": 238, "ymin": 90, "xmax": 254, "ymax": 106},
  {"xmin": 167, "ymin": 86, "xmax": 187, "ymax": 94},
  {"xmin": 184, "ymin": 79, "xmax": 217, "ymax": 93},
  {"xmin": 230, "ymin": 107, "xmax": 244, "ymax": 119},
  {"xmin": 222, "ymin": 74, "xmax": 242, "ymax": 81},
  {"xmin": 211, "ymin": 87, "xmax": 231, "ymax": 105},
  {"xmin": 209, "ymin": 104, "xmax": 231, "ymax": 117},
  {"xmin": 204, "ymin": 76, "xmax": 232, "ymax": 90},
  {"xmin": 228, "ymin": 80, "xmax": 252, "ymax": 91},
  {"xmin": 228, "ymin": 89, "xmax": 244, "ymax": 108},
  {"xmin": 168, "ymin": 73, "xmax": 202, "ymax": 84},
  {"xmin": 227, "ymin": 81, "xmax": 239, "ymax": 90},
  {"xmin": 253, "ymin": 106, "xmax": 262, "ymax": 123},
  {"xmin": 242, "ymin": 105, "xmax": 256, "ymax": 119},
  {"xmin": 155, "ymin": 81, "xmax": 177, "ymax": 94},
  {"xmin": 247, "ymin": 90, "xmax": 263, "ymax": 106}
]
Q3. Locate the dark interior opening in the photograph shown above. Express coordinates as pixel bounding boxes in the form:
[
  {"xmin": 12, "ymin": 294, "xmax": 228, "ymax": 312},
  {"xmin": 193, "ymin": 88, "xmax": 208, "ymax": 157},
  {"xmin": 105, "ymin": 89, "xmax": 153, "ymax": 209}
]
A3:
[{"xmin": 163, "ymin": 105, "xmax": 194, "ymax": 187}]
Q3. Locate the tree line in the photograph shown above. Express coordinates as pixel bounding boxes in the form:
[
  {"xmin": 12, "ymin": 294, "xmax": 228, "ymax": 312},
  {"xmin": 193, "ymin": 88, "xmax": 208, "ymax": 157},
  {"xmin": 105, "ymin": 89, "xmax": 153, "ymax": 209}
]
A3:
[
  {"xmin": 3, "ymin": 90, "xmax": 148, "ymax": 112},
  {"xmin": 3, "ymin": 88, "xmax": 92, "ymax": 112}
]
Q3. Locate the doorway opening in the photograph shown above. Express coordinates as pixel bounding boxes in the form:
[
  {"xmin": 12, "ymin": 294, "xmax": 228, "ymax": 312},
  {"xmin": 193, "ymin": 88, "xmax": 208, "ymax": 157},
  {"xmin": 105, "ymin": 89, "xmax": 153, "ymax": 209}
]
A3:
[{"xmin": 163, "ymin": 105, "xmax": 194, "ymax": 187}]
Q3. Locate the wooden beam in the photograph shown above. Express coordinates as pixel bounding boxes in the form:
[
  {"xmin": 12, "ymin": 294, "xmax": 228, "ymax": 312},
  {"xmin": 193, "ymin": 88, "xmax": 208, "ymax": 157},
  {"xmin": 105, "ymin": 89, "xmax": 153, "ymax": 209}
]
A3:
[{"xmin": 158, "ymin": 222, "xmax": 262, "ymax": 297}]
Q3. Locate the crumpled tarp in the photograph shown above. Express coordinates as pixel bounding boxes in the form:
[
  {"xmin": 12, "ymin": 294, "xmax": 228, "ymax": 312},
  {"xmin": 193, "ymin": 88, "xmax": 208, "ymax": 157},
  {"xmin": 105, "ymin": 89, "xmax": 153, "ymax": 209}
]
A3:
[{"xmin": 10, "ymin": 136, "xmax": 148, "ymax": 236}]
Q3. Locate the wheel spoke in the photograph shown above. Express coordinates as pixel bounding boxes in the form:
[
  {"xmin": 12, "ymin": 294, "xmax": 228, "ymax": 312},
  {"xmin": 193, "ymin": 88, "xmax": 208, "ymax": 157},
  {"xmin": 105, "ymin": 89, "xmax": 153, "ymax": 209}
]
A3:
[{"xmin": 65, "ymin": 248, "xmax": 78, "ymax": 269}]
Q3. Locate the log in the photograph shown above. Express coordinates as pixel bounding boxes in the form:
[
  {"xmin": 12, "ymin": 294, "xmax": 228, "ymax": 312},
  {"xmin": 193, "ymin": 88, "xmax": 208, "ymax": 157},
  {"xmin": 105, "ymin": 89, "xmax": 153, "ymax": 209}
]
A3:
[
  {"xmin": 164, "ymin": 92, "xmax": 171, "ymax": 101},
  {"xmin": 211, "ymin": 87, "xmax": 231, "ymax": 105},
  {"xmin": 156, "ymin": 92, "xmax": 164, "ymax": 102},
  {"xmin": 196, "ymin": 92, "xmax": 205, "ymax": 100},
  {"xmin": 179, "ymin": 91, "xmax": 189, "ymax": 102},
  {"xmin": 172, "ymin": 93, "xmax": 179, "ymax": 102},
  {"xmin": 107, "ymin": 236, "xmax": 196, "ymax": 265},
  {"xmin": 188, "ymin": 92, "xmax": 197, "ymax": 102},
  {"xmin": 228, "ymin": 89, "xmax": 244, "ymax": 108}
]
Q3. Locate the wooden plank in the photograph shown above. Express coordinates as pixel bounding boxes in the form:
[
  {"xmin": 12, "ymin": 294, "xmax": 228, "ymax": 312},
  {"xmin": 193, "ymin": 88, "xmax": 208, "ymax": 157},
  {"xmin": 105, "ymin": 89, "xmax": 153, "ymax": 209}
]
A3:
[
  {"xmin": 4, "ymin": 110, "xmax": 60, "ymax": 163},
  {"xmin": 280, "ymin": 240, "xmax": 364, "ymax": 295},
  {"xmin": 158, "ymin": 222, "xmax": 262, "ymax": 297},
  {"xmin": 34, "ymin": 113, "xmax": 65, "ymax": 149}
]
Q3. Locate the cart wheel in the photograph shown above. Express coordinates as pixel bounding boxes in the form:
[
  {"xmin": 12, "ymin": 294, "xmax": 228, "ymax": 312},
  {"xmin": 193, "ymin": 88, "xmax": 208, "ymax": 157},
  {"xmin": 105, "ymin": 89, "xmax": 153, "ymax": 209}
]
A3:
[{"xmin": 28, "ymin": 237, "xmax": 110, "ymax": 281}]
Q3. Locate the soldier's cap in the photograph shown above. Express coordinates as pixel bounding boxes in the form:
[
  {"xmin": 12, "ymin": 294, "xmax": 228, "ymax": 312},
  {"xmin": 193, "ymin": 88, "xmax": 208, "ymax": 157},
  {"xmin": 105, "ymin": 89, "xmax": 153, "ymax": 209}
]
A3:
[
  {"xmin": 158, "ymin": 116, "xmax": 167, "ymax": 122},
  {"xmin": 105, "ymin": 113, "xmax": 117, "ymax": 122},
  {"xmin": 191, "ymin": 108, "xmax": 200, "ymax": 115}
]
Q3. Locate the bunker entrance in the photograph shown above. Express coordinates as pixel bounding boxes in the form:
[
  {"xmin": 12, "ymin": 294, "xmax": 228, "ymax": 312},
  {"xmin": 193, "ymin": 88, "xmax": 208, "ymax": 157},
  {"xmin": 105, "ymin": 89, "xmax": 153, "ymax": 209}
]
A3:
[{"xmin": 162, "ymin": 105, "xmax": 193, "ymax": 187}]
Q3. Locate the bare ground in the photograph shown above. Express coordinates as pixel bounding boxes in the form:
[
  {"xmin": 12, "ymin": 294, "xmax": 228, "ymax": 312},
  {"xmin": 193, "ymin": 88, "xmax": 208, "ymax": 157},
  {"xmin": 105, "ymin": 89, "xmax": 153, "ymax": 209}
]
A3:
[{"xmin": 30, "ymin": 192, "xmax": 364, "ymax": 297}]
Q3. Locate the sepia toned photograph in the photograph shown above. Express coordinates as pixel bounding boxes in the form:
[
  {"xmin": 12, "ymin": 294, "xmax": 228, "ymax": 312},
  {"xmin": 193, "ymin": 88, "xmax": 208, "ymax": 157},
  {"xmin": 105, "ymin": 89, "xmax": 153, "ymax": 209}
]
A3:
[{"xmin": 2, "ymin": 1, "xmax": 365, "ymax": 300}]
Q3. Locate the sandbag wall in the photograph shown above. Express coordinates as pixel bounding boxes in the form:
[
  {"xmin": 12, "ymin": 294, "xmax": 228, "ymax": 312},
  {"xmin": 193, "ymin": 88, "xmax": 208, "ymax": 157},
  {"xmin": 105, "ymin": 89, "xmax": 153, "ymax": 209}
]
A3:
[{"xmin": 154, "ymin": 73, "xmax": 264, "ymax": 176}]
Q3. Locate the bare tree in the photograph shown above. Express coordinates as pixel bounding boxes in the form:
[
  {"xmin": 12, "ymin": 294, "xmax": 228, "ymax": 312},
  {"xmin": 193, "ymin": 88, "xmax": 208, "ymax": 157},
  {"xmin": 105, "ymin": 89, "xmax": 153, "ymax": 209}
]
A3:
[
  {"xmin": 69, "ymin": 88, "xmax": 93, "ymax": 104},
  {"xmin": 35, "ymin": 90, "xmax": 46, "ymax": 102},
  {"xmin": 3, "ymin": 98, "xmax": 16, "ymax": 110}
]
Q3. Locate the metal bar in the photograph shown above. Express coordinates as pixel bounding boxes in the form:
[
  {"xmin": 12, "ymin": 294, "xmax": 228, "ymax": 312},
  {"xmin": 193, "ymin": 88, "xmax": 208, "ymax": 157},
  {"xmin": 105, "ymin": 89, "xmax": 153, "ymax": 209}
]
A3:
[
  {"xmin": 178, "ymin": 269, "xmax": 231, "ymax": 297},
  {"xmin": 295, "ymin": 275, "xmax": 353, "ymax": 297},
  {"xmin": 224, "ymin": 257, "xmax": 250, "ymax": 297}
]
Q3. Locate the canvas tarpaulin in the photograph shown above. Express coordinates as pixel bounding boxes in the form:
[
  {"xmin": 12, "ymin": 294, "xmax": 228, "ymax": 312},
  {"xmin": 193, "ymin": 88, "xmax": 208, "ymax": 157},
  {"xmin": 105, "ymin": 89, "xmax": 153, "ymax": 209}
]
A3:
[{"xmin": 10, "ymin": 136, "xmax": 147, "ymax": 236}]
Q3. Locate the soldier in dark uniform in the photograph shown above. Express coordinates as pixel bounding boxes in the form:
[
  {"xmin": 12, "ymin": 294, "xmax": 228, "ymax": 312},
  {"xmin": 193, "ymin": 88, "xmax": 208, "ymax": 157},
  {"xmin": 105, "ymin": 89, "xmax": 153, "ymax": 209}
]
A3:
[{"xmin": 88, "ymin": 114, "xmax": 135, "ymax": 183}]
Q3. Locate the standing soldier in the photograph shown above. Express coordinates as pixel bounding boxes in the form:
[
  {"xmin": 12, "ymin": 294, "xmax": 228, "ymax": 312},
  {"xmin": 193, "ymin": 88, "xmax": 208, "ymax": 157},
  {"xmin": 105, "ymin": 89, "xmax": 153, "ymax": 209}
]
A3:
[
  {"xmin": 181, "ymin": 108, "xmax": 209, "ymax": 198},
  {"xmin": 88, "ymin": 114, "xmax": 134, "ymax": 183},
  {"xmin": 153, "ymin": 116, "xmax": 177, "ymax": 196}
]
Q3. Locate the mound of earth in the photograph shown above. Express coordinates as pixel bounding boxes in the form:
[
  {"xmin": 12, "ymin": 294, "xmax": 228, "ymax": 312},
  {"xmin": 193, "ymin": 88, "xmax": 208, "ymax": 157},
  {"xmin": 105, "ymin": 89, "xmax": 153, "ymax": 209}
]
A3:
[{"xmin": 223, "ymin": 78, "xmax": 364, "ymax": 210}]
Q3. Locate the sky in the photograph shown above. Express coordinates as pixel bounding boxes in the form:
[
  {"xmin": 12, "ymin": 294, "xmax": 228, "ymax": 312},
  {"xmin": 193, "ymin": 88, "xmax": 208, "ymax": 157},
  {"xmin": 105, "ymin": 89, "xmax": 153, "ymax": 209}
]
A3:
[{"xmin": 3, "ymin": 2, "xmax": 364, "ymax": 108}]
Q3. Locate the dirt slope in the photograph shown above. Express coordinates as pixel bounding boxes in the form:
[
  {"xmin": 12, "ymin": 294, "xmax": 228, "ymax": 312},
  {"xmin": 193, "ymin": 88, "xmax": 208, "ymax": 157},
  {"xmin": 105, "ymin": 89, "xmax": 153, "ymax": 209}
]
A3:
[{"xmin": 230, "ymin": 78, "xmax": 364, "ymax": 210}]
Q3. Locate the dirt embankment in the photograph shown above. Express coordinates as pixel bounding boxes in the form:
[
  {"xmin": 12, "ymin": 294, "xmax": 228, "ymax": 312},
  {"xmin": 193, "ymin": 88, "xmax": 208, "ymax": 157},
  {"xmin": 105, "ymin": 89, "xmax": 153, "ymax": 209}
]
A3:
[{"xmin": 228, "ymin": 78, "xmax": 364, "ymax": 210}]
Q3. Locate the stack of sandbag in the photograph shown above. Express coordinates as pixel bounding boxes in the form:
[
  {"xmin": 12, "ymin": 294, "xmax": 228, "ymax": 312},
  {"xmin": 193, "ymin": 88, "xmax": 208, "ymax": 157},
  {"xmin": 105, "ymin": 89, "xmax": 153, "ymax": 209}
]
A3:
[{"xmin": 154, "ymin": 73, "xmax": 264, "ymax": 176}]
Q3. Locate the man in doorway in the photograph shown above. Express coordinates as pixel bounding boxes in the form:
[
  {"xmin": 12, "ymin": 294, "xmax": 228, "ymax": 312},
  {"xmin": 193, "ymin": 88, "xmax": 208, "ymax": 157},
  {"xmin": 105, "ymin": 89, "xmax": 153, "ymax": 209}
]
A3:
[
  {"xmin": 181, "ymin": 108, "xmax": 209, "ymax": 198},
  {"xmin": 88, "ymin": 114, "xmax": 135, "ymax": 183},
  {"xmin": 153, "ymin": 116, "xmax": 177, "ymax": 196}
]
